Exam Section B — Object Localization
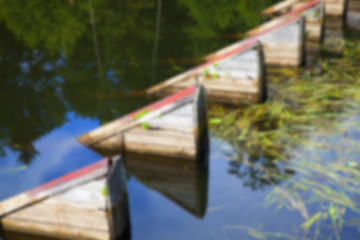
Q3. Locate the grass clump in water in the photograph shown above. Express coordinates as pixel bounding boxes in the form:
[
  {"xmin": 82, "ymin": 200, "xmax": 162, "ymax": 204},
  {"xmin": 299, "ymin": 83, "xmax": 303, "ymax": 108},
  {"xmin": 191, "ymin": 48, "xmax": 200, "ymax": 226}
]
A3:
[{"xmin": 210, "ymin": 40, "xmax": 360, "ymax": 239}]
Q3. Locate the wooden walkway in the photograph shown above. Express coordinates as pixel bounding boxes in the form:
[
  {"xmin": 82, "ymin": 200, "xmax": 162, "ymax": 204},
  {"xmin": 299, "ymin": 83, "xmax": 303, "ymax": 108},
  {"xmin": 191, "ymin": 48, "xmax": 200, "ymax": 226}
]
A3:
[
  {"xmin": 148, "ymin": 42, "xmax": 267, "ymax": 104},
  {"xmin": 0, "ymin": 0, "xmax": 356, "ymax": 239},
  {"xmin": 0, "ymin": 157, "xmax": 130, "ymax": 240},
  {"xmin": 78, "ymin": 86, "xmax": 207, "ymax": 160},
  {"xmin": 347, "ymin": 0, "xmax": 360, "ymax": 30},
  {"xmin": 263, "ymin": 0, "xmax": 324, "ymax": 41}
]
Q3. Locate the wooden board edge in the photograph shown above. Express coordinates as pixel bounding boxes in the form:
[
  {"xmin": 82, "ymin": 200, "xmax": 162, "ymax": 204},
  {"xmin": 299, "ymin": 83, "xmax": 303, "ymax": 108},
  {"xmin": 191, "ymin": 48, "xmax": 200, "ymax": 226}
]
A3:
[
  {"xmin": 194, "ymin": 85, "xmax": 209, "ymax": 163},
  {"xmin": 106, "ymin": 156, "xmax": 131, "ymax": 240},
  {"xmin": 299, "ymin": 15, "xmax": 307, "ymax": 67},
  {"xmin": 256, "ymin": 42, "xmax": 268, "ymax": 103},
  {"xmin": 246, "ymin": 14, "xmax": 302, "ymax": 38},
  {"xmin": 262, "ymin": 0, "xmax": 302, "ymax": 16},
  {"xmin": 0, "ymin": 158, "xmax": 109, "ymax": 218},
  {"xmin": 78, "ymin": 86, "xmax": 197, "ymax": 147},
  {"xmin": 283, "ymin": 0, "xmax": 323, "ymax": 18},
  {"xmin": 147, "ymin": 41, "xmax": 258, "ymax": 97}
]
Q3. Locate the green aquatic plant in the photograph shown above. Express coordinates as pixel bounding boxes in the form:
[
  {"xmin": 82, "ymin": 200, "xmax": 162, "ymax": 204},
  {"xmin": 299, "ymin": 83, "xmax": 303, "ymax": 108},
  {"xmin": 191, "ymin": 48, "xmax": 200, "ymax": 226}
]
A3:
[
  {"xmin": 203, "ymin": 68, "xmax": 210, "ymax": 77},
  {"xmin": 0, "ymin": 165, "xmax": 28, "ymax": 175},
  {"xmin": 133, "ymin": 109, "xmax": 151, "ymax": 121},
  {"xmin": 212, "ymin": 72, "xmax": 219, "ymax": 78},
  {"xmin": 101, "ymin": 186, "xmax": 108, "ymax": 196},
  {"xmin": 210, "ymin": 118, "xmax": 222, "ymax": 125},
  {"xmin": 141, "ymin": 122, "xmax": 151, "ymax": 130},
  {"xmin": 210, "ymin": 40, "xmax": 360, "ymax": 160},
  {"xmin": 210, "ymin": 40, "xmax": 360, "ymax": 239}
]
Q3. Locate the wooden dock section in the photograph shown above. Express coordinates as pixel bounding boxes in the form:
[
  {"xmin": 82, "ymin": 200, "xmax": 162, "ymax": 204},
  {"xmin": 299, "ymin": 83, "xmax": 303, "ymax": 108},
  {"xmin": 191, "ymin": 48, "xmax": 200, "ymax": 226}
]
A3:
[
  {"xmin": 263, "ymin": 0, "xmax": 324, "ymax": 42},
  {"xmin": 325, "ymin": 0, "xmax": 346, "ymax": 16},
  {"xmin": 205, "ymin": 15, "xmax": 305, "ymax": 67},
  {"xmin": 0, "ymin": 157, "xmax": 130, "ymax": 240},
  {"xmin": 78, "ymin": 86, "xmax": 208, "ymax": 160},
  {"xmin": 347, "ymin": 0, "xmax": 360, "ymax": 30},
  {"xmin": 323, "ymin": 13, "xmax": 344, "ymax": 54},
  {"xmin": 124, "ymin": 153, "xmax": 208, "ymax": 218},
  {"xmin": 147, "ymin": 42, "xmax": 266, "ymax": 105}
]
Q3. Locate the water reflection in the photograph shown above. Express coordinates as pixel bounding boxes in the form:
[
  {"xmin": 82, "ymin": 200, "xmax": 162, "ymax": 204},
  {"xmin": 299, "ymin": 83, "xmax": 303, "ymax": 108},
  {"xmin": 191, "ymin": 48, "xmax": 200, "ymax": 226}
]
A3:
[
  {"xmin": 0, "ymin": 0, "xmax": 280, "ymax": 165},
  {"xmin": 125, "ymin": 153, "xmax": 209, "ymax": 219},
  {"xmin": 1, "ymin": 0, "xmax": 360, "ymax": 239},
  {"xmin": 0, "ymin": 24, "xmax": 66, "ymax": 164}
]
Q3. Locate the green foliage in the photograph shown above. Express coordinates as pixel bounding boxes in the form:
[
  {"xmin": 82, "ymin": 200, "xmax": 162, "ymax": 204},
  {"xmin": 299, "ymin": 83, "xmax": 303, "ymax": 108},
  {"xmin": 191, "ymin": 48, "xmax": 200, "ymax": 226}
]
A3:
[
  {"xmin": 0, "ymin": 0, "xmax": 89, "ymax": 55},
  {"xmin": 101, "ymin": 186, "xmax": 108, "ymax": 196},
  {"xmin": 209, "ymin": 118, "xmax": 222, "ymax": 124},
  {"xmin": 202, "ymin": 68, "xmax": 210, "ymax": 76},
  {"xmin": 210, "ymin": 40, "xmax": 360, "ymax": 160},
  {"xmin": 141, "ymin": 122, "xmax": 151, "ymax": 130},
  {"xmin": 212, "ymin": 72, "xmax": 219, "ymax": 78},
  {"xmin": 133, "ymin": 109, "xmax": 151, "ymax": 121},
  {"xmin": 210, "ymin": 40, "xmax": 360, "ymax": 239}
]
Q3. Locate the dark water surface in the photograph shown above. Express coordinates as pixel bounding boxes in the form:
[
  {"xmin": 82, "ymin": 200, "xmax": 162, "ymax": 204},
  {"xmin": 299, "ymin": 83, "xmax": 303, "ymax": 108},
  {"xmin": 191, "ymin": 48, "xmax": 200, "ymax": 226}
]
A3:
[{"xmin": 1, "ymin": 0, "xmax": 360, "ymax": 239}]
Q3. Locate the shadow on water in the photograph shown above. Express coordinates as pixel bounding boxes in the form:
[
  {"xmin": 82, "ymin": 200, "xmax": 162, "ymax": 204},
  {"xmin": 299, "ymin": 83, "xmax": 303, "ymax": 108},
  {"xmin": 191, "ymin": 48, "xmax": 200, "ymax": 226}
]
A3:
[{"xmin": 124, "ymin": 152, "xmax": 209, "ymax": 219}]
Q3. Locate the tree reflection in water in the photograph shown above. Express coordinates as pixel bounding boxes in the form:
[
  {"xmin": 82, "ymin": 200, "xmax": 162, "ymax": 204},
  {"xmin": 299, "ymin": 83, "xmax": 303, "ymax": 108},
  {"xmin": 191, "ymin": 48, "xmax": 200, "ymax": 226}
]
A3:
[{"xmin": 0, "ymin": 0, "xmax": 280, "ymax": 164}]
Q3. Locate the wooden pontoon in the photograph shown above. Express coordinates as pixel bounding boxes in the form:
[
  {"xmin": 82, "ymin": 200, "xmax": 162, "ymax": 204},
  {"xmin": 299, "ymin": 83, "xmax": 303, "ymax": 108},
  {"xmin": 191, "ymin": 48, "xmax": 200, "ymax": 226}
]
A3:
[
  {"xmin": 147, "ymin": 42, "xmax": 266, "ymax": 105},
  {"xmin": 205, "ymin": 15, "xmax": 305, "ymax": 67},
  {"xmin": 347, "ymin": 0, "xmax": 360, "ymax": 30},
  {"xmin": 124, "ymin": 153, "xmax": 208, "ymax": 218},
  {"xmin": 263, "ymin": 0, "xmax": 324, "ymax": 41},
  {"xmin": 78, "ymin": 86, "xmax": 208, "ymax": 160},
  {"xmin": 325, "ymin": 0, "xmax": 346, "ymax": 16},
  {"xmin": 323, "ymin": 13, "xmax": 344, "ymax": 54},
  {"xmin": 0, "ymin": 157, "xmax": 130, "ymax": 240}
]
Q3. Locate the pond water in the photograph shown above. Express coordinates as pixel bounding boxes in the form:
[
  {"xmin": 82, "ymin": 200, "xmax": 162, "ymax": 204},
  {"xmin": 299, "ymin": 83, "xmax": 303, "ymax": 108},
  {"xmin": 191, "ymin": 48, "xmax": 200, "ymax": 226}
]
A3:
[{"xmin": 0, "ymin": 0, "xmax": 360, "ymax": 239}]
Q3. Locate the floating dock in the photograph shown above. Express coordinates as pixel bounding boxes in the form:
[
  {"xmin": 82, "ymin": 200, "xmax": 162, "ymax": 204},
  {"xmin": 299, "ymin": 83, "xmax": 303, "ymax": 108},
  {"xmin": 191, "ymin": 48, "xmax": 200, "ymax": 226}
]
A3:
[
  {"xmin": 78, "ymin": 86, "xmax": 208, "ymax": 160},
  {"xmin": 325, "ymin": 0, "xmax": 346, "ymax": 16},
  {"xmin": 347, "ymin": 0, "xmax": 360, "ymax": 30},
  {"xmin": 206, "ymin": 15, "xmax": 305, "ymax": 67},
  {"xmin": 263, "ymin": 0, "xmax": 324, "ymax": 42},
  {"xmin": 125, "ymin": 153, "xmax": 208, "ymax": 218},
  {"xmin": 0, "ymin": 157, "xmax": 130, "ymax": 240},
  {"xmin": 147, "ymin": 42, "xmax": 266, "ymax": 105}
]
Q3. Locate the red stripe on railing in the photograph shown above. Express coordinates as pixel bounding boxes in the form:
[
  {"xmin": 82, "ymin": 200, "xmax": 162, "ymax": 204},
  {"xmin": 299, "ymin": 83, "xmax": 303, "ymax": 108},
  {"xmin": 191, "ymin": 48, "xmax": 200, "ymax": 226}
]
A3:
[
  {"xmin": 118, "ymin": 85, "xmax": 196, "ymax": 125},
  {"xmin": 28, "ymin": 158, "xmax": 109, "ymax": 196},
  {"xmin": 192, "ymin": 41, "xmax": 258, "ymax": 72},
  {"xmin": 202, "ymin": 15, "xmax": 301, "ymax": 61},
  {"xmin": 248, "ymin": 15, "xmax": 302, "ymax": 40},
  {"xmin": 284, "ymin": 0, "xmax": 321, "ymax": 17}
]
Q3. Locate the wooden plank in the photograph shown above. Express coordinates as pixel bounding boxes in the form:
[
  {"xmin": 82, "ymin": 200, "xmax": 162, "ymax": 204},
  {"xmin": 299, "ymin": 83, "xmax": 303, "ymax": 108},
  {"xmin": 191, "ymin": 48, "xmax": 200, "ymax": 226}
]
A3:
[
  {"xmin": 106, "ymin": 156, "xmax": 130, "ymax": 240},
  {"xmin": 263, "ymin": 0, "xmax": 321, "ymax": 17},
  {"xmin": 158, "ymin": 86, "xmax": 262, "ymax": 105},
  {"xmin": 205, "ymin": 15, "xmax": 305, "ymax": 67},
  {"xmin": 148, "ymin": 42, "xmax": 265, "ymax": 104},
  {"xmin": 1, "ymin": 156, "xmax": 130, "ymax": 240},
  {"xmin": 123, "ymin": 127, "xmax": 197, "ymax": 159},
  {"xmin": 263, "ymin": 0, "xmax": 301, "ymax": 16},
  {"xmin": 194, "ymin": 86, "xmax": 208, "ymax": 160},
  {"xmin": 147, "ymin": 41, "xmax": 259, "ymax": 96},
  {"xmin": 263, "ymin": 0, "xmax": 324, "ymax": 42},
  {"xmin": 78, "ymin": 86, "xmax": 197, "ymax": 147},
  {"xmin": 78, "ymin": 86, "xmax": 207, "ymax": 160},
  {"xmin": 0, "ymin": 158, "xmax": 109, "ymax": 218},
  {"xmin": 124, "ymin": 153, "xmax": 209, "ymax": 218},
  {"xmin": 347, "ymin": 0, "xmax": 360, "ymax": 30},
  {"xmin": 325, "ymin": 0, "xmax": 346, "ymax": 16},
  {"xmin": 2, "ymin": 179, "xmax": 110, "ymax": 240}
]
